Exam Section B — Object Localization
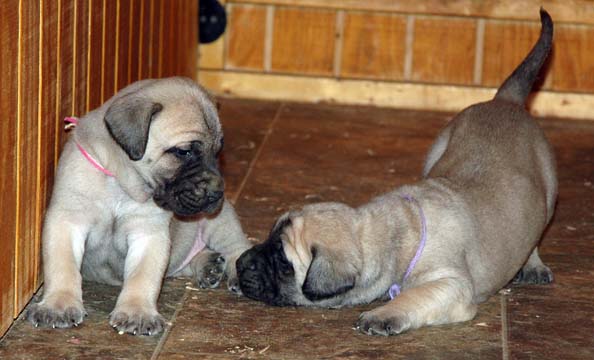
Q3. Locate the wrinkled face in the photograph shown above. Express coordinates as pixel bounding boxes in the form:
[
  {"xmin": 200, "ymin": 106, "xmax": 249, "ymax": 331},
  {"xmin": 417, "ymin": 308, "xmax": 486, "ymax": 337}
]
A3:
[
  {"xmin": 237, "ymin": 203, "xmax": 361, "ymax": 307},
  {"xmin": 105, "ymin": 77, "xmax": 225, "ymax": 216}
]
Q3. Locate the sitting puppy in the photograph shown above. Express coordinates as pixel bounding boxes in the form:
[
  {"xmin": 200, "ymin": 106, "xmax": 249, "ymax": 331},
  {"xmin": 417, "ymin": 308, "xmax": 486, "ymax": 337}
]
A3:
[
  {"xmin": 26, "ymin": 77, "xmax": 251, "ymax": 335},
  {"xmin": 237, "ymin": 9, "xmax": 556, "ymax": 336}
]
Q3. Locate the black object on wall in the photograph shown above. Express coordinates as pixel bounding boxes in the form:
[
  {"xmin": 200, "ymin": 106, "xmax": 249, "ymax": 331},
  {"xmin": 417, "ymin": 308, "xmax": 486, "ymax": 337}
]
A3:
[{"xmin": 199, "ymin": 0, "xmax": 227, "ymax": 44}]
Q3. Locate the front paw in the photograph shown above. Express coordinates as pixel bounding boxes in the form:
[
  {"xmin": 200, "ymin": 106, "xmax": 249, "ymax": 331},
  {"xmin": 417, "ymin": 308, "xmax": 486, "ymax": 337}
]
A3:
[
  {"xmin": 26, "ymin": 295, "xmax": 86, "ymax": 329},
  {"xmin": 355, "ymin": 310, "xmax": 410, "ymax": 336},
  {"xmin": 227, "ymin": 276, "xmax": 242, "ymax": 295},
  {"xmin": 109, "ymin": 307, "xmax": 165, "ymax": 336},
  {"xmin": 513, "ymin": 264, "xmax": 554, "ymax": 285},
  {"xmin": 194, "ymin": 252, "xmax": 226, "ymax": 289}
]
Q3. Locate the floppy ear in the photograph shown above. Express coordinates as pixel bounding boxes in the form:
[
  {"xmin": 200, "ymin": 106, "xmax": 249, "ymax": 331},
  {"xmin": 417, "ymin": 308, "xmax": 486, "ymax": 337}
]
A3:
[
  {"xmin": 104, "ymin": 95, "xmax": 163, "ymax": 161},
  {"xmin": 301, "ymin": 246, "xmax": 356, "ymax": 301}
]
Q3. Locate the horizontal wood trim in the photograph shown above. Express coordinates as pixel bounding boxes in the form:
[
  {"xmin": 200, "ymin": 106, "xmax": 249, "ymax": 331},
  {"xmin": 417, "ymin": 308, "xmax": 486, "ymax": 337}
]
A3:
[
  {"xmin": 200, "ymin": 70, "xmax": 594, "ymax": 120},
  {"xmin": 230, "ymin": 0, "xmax": 594, "ymax": 25}
]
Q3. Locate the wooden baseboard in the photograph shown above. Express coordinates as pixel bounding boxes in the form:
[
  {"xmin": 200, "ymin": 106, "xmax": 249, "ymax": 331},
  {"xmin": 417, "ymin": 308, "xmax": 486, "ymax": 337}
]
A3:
[{"xmin": 199, "ymin": 70, "xmax": 594, "ymax": 120}]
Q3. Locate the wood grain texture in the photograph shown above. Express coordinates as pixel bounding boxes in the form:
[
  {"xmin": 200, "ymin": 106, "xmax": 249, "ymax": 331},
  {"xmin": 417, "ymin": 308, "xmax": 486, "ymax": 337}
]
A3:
[
  {"xmin": 482, "ymin": 20, "xmax": 544, "ymax": 87},
  {"xmin": 73, "ymin": 0, "xmax": 89, "ymax": 116},
  {"xmin": 226, "ymin": 4, "xmax": 267, "ymax": 70},
  {"xmin": 116, "ymin": 0, "xmax": 131, "ymax": 91},
  {"xmin": 412, "ymin": 17, "xmax": 477, "ymax": 85},
  {"xmin": 57, "ymin": 0, "xmax": 74, "ymax": 152},
  {"xmin": 271, "ymin": 7, "xmax": 336, "ymax": 75},
  {"xmin": 551, "ymin": 24, "xmax": 594, "ymax": 92},
  {"xmin": 201, "ymin": 70, "xmax": 594, "ymax": 120},
  {"xmin": 341, "ymin": 12, "xmax": 407, "ymax": 80},
  {"xmin": 0, "ymin": 0, "xmax": 19, "ymax": 337},
  {"xmin": 128, "ymin": 0, "xmax": 141, "ymax": 83},
  {"xmin": 16, "ymin": 0, "xmax": 41, "ymax": 314},
  {"xmin": 229, "ymin": 0, "xmax": 594, "ymax": 25},
  {"xmin": 102, "ymin": 0, "xmax": 118, "ymax": 102},
  {"xmin": 87, "ymin": 0, "xmax": 104, "ymax": 111},
  {"xmin": 0, "ymin": 0, "xmax": 198, "ymax": 336},
  {"xmin": 38, "ymin": 0, "xmax": 60, "ymax": 289}
]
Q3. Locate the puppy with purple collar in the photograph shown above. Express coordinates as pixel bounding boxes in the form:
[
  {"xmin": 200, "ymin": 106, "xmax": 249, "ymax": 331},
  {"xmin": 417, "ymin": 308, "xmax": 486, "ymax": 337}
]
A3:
[{"xmin": 236, "ymin": 9, "xmax": 557, "ymax": 335}]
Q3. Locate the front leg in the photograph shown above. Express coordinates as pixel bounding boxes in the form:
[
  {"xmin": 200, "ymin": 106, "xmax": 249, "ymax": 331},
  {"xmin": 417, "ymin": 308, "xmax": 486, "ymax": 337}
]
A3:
[
  {"xmin": 26, "ymin": 212, "xmax": 89, "ymax": 329},
  {"xmin": 356, "ymin": 276, "xmax": 477, "ymax": 336},
  {"xmin": 202, "ymin": 200, "xmax": 252, "ymax": 293},
  {"xmin": 109, "ymin": 218, "xmax": 170, "ymax": 336}
]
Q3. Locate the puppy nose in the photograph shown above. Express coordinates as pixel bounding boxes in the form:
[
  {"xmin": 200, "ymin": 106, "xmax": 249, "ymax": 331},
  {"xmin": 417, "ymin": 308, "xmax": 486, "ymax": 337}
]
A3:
[{"xmin": 207, "ymin": 191, "xmax": 223, "ymax": 204}]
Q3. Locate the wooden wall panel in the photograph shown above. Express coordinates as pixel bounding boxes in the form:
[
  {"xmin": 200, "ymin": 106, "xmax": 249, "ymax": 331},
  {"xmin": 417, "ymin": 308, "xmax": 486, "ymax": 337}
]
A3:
[
  {"xmin": 116, "ymin": 0, "xmax": 131, "ymax": 91},
  {"xmin": 552, "ymin": 25, "xmax": 594, "ymax": 92},
  {"xmin": 482, "ymin": 21, "xmax": 543, "ymax": 87},
  {"xmin": 226, "ymin": 5, "xmax": 267, "ymax": 70},
  {"xmin": 102, "ymin": 0, "xmax": 118, "ymax": 102},
  {"xmin": 151, "ymin": 0, "xmax": 164, "ymax": 78},
  {"xmin": 128, "ymin": 0, "xmax": 141, "ymax": 83},
  {"xmin": 73, "ymin": 0, "xmax": 89, "ymax": 116},
  {"xmin": 58, "ymin": 0, "xmax": 75, "ymax": 151},
  {"xmin": 0, "ymin": 0, "xmax": 19, "ymax": 338},
  {"xmin": 16, "ymin": 0, "xmax": 41, "ymax": 314},
  {"xmin": 38, "ymin": 0, "xmax": 60, "ymax": 288},
  {"xmin": 412, "ymin": 17, "xmax": 477, "ymax": 85},
  {"xmin": 341, "ymin": 12, "xmax": 407, "ymax": 80},
  {"xmin": 0, "ymin": 0, "xmax": 198, "ymax": 337},
  {"xmin": 272, "ymin": 8, "xmax": 336, "ymax": 75},
  {"xmin": 88, "ymin": 0, "xmax": 104, "ymax": 111}
]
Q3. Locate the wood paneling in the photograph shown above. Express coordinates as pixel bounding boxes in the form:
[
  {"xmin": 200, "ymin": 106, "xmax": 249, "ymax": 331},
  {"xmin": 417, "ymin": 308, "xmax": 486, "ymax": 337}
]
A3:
[
  {"xmin": 271, "ymin": 7, "xmax": 336, "ymax": 75},
  {"xmin": 227, "ymin": 4, "xmax": 267, "ymax": 70},
  {"xmin": 0, "ymin": 0, "xmax": 198, "ymax": 337},
  {"xmin": 102, "ymin": 0, "xmax": 118, "ymax": 102},
  {"xmin": 412, "ymin": 17, "xmax": 477, "ymax": 85},
  {"xmin": 552, "ymin": 24, "xmax": 594, "ymax": 92},
  {"xmin": 16, "ymin": 0, "xmax": 41, "ymax": 314},
  {"xmin": 230, "ymin": 0, "xmax": 594, "ymax": 25},
  {"xmin": 482, "ymin": 21, "xmax": 544, "ymax": 87},
  {"xmin": 88, "ymin": 0, "xmax": 104, "ymax": 111},
  {"xmin": 341, "ymin": 12, "xmax": 407, "ymax": 80},
  {"xmin": 0, "ymin": 0, "xmax": 19, "ymax": 337},
  {"xmin": 74, "ymin": 0, "xmax": 89, "ymax": 116}
]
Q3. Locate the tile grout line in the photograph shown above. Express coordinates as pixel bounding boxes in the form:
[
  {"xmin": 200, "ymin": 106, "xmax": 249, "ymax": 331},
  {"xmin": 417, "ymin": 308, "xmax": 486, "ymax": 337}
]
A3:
[
  {"xmin": 333, "ymin": 10, "xmax": 345, "ymax": 78},
  {"xmin": 150, "ymin": 290, "xmax": 190, "ymax": 360},
  {"xmin": 403, "ymin": 15, "xmax": 415, "ymax": 80},
  {"xmin": 232, "ymin": 103, "xmax": 284, "ymax": 205},
  {"xmin": 501, "ymin": 294, "xmax": 510, "ymax": 360},
  {"xmin": 473, "ymin": 18, "xmax": 485, "ymax": 86},
  {"xmin": 263, "ymin": 5, "xmax": 274, "ymax": 73}
]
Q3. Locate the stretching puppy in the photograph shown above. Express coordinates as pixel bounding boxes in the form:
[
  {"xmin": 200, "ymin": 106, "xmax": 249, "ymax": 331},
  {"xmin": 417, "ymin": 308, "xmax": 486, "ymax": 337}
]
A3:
[{"xmin": 237, "ymin": 9, "xmax": 556, "ymax": 335}]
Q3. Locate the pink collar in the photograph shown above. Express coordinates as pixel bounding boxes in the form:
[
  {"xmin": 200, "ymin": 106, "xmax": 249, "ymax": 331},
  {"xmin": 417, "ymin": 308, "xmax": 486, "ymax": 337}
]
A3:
[{"xmin": 64, "ymin": 117, "xmax": 115, "ymax": 177}]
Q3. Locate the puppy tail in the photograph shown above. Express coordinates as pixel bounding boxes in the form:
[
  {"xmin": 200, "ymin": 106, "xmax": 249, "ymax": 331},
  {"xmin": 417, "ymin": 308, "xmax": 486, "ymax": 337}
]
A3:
[{"xmin": 494, "ymin": 8, "xmax": 553, "ymax": 105}]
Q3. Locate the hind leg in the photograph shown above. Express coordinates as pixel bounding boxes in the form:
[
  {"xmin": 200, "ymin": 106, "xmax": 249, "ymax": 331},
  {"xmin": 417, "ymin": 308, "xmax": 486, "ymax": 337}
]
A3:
[
  {"xmin": 513, "ymin": 247, "xmax": 553, "ymax": 284},
  {"xmin": 423, "ymin": 125, "xmax": 452, "ymax": 177}
]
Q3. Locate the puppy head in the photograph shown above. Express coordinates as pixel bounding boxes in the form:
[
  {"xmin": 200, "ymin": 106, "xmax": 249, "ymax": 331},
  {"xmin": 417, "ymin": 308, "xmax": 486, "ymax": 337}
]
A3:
[
  {"xmin": 236, "ymin": 203, "xmax": 362, "ymax": 307},
  {"xmin": 104, "ymin": 77, "xmax": 224, "ymax": 216}
]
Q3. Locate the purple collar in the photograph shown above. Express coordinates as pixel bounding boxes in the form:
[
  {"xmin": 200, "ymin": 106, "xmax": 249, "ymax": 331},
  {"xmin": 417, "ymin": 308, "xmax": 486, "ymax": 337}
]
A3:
[{"xmin": 388, "ymin": 194, "xmax": 427, "ymax": 299}]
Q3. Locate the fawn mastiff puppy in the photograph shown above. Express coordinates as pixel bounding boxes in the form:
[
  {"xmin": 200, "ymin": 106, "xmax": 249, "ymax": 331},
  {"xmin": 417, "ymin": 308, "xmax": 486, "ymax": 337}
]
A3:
[
  {"xmin": 26, "ymin": 77, "xmax": 251, "ymax": 335},
  {"xmin": 237, "ymin": 9, "xmax": 557, "ymax": 335}
]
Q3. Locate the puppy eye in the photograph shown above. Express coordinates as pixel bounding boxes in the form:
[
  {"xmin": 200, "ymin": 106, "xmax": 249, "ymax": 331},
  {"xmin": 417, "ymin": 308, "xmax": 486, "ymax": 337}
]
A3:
[{"xmin": 169, "ymin": 147, "xmax": 193, "ymax": 159}]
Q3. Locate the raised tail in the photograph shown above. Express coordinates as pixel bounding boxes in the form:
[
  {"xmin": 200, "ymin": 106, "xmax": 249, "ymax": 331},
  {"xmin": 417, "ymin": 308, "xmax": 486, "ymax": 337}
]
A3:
[{"xmin": 494, "ymin": 8, "xmax": 553, "ymax": 105}]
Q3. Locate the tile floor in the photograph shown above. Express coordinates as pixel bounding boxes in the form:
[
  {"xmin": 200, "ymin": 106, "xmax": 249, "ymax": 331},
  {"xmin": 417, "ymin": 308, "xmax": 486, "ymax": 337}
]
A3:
[{"xmin": 1, "ymin": 99, "xmax": 593, "ymax": 359}]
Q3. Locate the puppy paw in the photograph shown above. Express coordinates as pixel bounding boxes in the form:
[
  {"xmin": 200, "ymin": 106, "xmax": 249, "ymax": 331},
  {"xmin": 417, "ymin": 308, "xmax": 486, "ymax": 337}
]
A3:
[
  {"xmin": 227, "ymin": 276, "xmax": 242, "ymax": 295},
  {"xmin": 26, "ymin": 296, "xmax": 86, "ymax": 329},
  {"xmin": 109, "ymin": 308, "xmax": 165, "ymax": 336},
  {"xmin": 355, "ymin": 310, "xmax": 410, "ymax": 336},
  {"xmin": 194, "ymin": 252, "xmax": 226, "ymax": 289},
  {"xmin": 513, "ymin": 264, "xmax": 554, "ymax": 285}
]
